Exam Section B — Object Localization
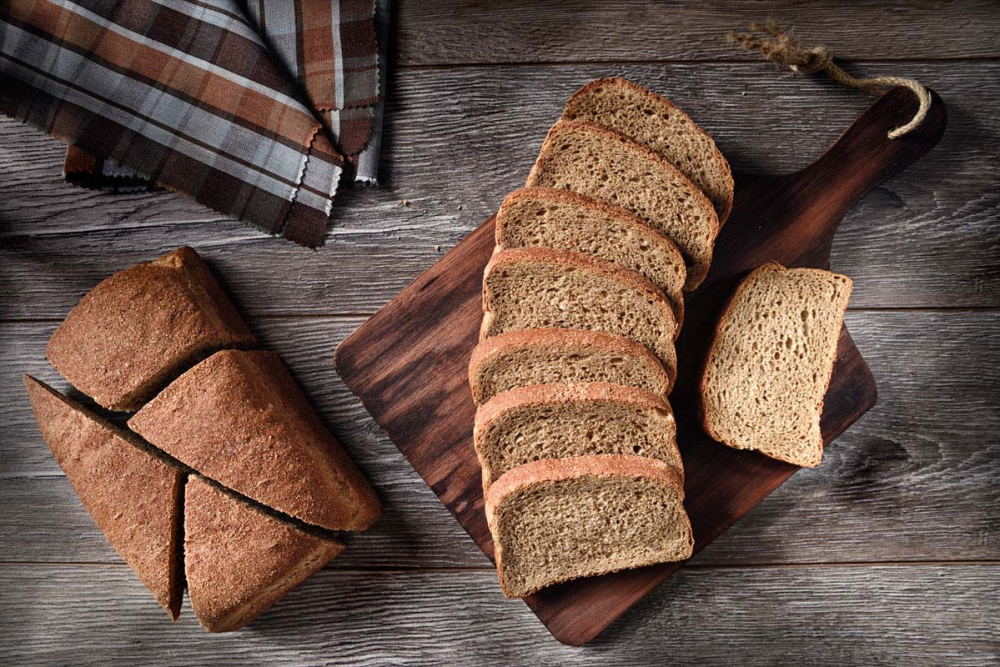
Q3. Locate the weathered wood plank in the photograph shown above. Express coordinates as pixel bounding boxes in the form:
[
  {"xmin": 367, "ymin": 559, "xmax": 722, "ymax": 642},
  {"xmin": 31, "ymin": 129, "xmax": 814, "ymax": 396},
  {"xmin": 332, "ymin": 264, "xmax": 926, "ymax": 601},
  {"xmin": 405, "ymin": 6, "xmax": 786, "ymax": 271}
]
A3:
[
  {"xmin": 394, "ymin": 0, "xmax": 1000, "ymax": 64},
  {"xmin": 2, "ymin": 62, "xmax": 998, "ymax": 314},
  {"xmin": 1, "ymin": 564, "xmax": 996, "ymax": 666},
  {"xmin": 3, "ymin": 312, "xmax": 997, "ymax": 567}
]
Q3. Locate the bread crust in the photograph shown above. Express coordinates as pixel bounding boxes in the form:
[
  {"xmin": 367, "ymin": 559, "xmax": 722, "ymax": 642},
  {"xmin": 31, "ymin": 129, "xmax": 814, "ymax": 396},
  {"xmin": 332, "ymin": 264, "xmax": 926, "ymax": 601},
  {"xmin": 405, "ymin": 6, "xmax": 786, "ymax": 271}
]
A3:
[
  {"xmin": 485, "ymin": 455, "xmax": 692, "ymax": 597},
  {"xmin": 184, "ymin": 476, "xmax": 344, "ymax": 632},
  {"xmin": 698, "ymin": 262, "xmax": 853, "ymax": 467},
  {"xmin": 526, "ymin": 121, "xmax": 719, "ymax": 290},
  {"xmin": 482, "ymin": 247, "xmax": 678, "ymax": 339},
  {"xmin": 129, "ymin": 349, "xmax": 381, "ymax": 531},
  {"xmin": 467, "ymin": 327, "xmax": 674, "ymax": 404},
  {"xmin": 23, "ymin": 374, "xmax": 185, "ymax": 620},
  {"xmin": 46, "ymin": 246, "xmax": 256, "ymax": 411},
  {"xmin": 562, "ymin": 78, "xmax": 735, "ymax": 225},
  {"xmin": 496, "ymin": 187, "xmax": 686, "ymax": 325}
]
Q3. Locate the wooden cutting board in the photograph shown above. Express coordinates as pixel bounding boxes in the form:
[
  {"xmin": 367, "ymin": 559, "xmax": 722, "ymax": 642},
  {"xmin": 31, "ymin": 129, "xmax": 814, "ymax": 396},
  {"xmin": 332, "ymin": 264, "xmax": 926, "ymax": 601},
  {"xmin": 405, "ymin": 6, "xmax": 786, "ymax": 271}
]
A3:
[{"xmin": 335, "ymin": 87, "xmax": 946, "ymax": 646}]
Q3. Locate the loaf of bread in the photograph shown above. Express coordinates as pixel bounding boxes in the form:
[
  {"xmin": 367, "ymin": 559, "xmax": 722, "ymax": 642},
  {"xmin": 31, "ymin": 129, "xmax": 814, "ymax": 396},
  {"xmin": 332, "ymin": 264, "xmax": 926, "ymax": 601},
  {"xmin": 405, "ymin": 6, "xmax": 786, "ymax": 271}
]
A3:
[
  {"xmin": 129, "ymin": 349, "xmax": 381, "ymax": 531},
  {"xmin": 46, "ymin": 247, "xmax": 255, "ymax": 411},
  {"xmin": 496, "ymin": 187, "xmax": 686, "ymax": 326},
  {"xmin": 486, "ymin": 455, "xmax": 693, "ymax": 598},
  {"xmin": 468, "ymin": 328, "xmax": 674, "ymax": 405},
  {"xmin": 561, "ymin": 78, "xmax": 734, "ymax": 224},
  {"xmin": 700, "ymin": 262, "xmax": 853, "ymax": 467},
  {"xmin": 525, "ymin": 121, "xmax": 719, "ymax": 290},
  {"xmin": 474, "ymin": 383, "xmax": 682, "ymax": 491},
  {"xmin": 184, "ymin": 476, "xmax": 345, "ymax": 632},
  {"xmin": 24, "ymin": 375, "xmax": 184, "ymax": 619},
  {"xmin": 481, "ymin": 248, "xmax": 678, "ymax": 366}
]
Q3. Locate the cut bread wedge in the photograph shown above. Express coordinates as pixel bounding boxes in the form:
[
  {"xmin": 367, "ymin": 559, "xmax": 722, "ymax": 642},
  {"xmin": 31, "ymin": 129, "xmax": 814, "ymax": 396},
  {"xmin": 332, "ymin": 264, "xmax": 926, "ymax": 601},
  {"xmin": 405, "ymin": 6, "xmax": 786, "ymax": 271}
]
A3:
[
  {"xmin": 700, "ymin": 262, "xmax": 853, "ymax": 467},
  {"xmin": 525, "ymin": 121, "xmax": 719, "ymax": 290},
  {"xmin": 481, "ymin": 248, "xmax": 677, "ymax": 367},
  {"xmin": 23, "ymin": 375, "xmax": 185, "ymax": 620},
  {"xmin": 46, "ymin": 246, "xmax": 256, "ymax": 411},
  {"xmin": 496, "ymin": 187, "xmax": 686, "ymax": 326},
  {"xmin": 486, "ymin": 455, "xmax": 693, "ymax": 598},
  {"xmin": 184, "ymin": 476, "xmax": 345, "ymax": 632},
  {"xmin": 468, "ymin": 328, "xmax": 674, "ymax": 405},
  {"xmin": 474, "ymin": 383, "xmax": 682, "ymax": 491},
  {"xmin": 561, "ymin": 78, "xmax": 734, "ymax": 224},
  {"xmin": 129, "ymin": 349, "xmax": 381, "ymax": 532}
]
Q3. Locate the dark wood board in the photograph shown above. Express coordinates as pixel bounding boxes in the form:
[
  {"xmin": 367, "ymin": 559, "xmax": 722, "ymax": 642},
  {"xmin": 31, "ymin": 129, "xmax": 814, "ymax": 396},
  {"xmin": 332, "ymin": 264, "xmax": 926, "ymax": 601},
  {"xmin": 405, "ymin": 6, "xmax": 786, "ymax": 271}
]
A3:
[{"xmin": 335, "ymin": 87, "xmax": 946, "ymax": 646}]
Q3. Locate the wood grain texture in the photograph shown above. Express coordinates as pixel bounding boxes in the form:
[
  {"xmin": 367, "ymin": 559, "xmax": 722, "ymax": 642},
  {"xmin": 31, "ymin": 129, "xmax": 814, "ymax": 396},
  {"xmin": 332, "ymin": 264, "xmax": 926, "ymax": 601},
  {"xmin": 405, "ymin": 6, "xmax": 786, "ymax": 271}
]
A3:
[
  {"xmin": 395, "ymin": 1, "xmax": 1000, "ymax": 64},
  {"xmin": 334, "ymin": 89, "xmax": 951, "ymax": 645},
  {"xmin": 2, "ymin": 63, "xmax": 998, "ymax": 316},
  {"xmin": 1, "ymin": 564, "xmax": 997, "ymax": 667}
]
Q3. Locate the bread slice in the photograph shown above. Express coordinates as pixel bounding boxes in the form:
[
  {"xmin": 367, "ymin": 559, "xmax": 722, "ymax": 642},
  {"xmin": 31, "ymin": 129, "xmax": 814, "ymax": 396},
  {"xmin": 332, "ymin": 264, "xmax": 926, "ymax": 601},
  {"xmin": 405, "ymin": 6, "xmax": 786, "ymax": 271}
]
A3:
[
  {"xmin": 561, "ymin": 78, "xmax": 734, "ymax": 224},
  {"xmin": 525, "ymin": 121, "xmax": 719, "ymax": 290},
  {"xmin": 474, "ymin": 383, "xmax": 682, "ymax": 491},
  {"xmin": 184, "ymin": 476, "xmax": 345, "ymax": 632},
  {"xmin": 468, "ymin": 328, "xmax": 674, "ymax": 405},
  {"xmin": 700, "ymin": 262, "xmax": 853, "ymax": 467},
  {"xmin": 481, "ymin": 248, "xmax": 677, "ymax": 367},
  {"xmin": 129, "ymin": 349, "xmax": 381, "ymax": 531},
  {"xmin": 486, "ymin": 455, "xmax": 693, "ymax": 598},
  {"xmin": 496, "ymin": 187, "xmax": 686, "ymax": 326},
  {"xmin": 23, "ymin": 375, "xmax": 184, "ymax": 620},
  {"xmin": 46, "ymin": 246, "xmax": 256, "ymax": 411}
]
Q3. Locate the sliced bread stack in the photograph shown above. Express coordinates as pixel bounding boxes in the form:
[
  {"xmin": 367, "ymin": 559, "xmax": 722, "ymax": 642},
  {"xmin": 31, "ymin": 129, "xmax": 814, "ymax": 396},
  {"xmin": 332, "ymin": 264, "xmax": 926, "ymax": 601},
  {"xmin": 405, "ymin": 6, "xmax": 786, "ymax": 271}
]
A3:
[{"xmin": 470, "ymin": 78, "xmax": 733, "ymax": 597}]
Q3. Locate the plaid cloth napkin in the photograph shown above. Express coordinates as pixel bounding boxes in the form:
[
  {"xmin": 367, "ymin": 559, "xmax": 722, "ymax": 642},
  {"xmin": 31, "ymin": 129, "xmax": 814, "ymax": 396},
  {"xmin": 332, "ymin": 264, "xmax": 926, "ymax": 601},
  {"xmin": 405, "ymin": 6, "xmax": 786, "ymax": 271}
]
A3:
[{"xmin": 0, "ymin": 0, "xmax": 387, "ymax": 247}]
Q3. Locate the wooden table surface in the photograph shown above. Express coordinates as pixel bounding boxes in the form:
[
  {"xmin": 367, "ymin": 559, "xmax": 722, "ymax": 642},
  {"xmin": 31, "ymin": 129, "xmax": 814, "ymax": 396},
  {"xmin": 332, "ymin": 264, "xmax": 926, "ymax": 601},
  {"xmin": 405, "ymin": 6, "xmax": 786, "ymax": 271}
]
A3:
[{"xmin": 1, "ymin": 2, "xmax": 998, "ymax": 665}]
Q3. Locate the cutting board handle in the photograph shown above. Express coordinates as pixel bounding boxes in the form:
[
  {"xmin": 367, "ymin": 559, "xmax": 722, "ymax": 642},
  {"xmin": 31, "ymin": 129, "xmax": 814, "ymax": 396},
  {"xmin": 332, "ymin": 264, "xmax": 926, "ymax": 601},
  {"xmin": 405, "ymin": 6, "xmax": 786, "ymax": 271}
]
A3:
[{"xmin": 803, "ymin": 86, "xmax": 947, "ymax": 212}]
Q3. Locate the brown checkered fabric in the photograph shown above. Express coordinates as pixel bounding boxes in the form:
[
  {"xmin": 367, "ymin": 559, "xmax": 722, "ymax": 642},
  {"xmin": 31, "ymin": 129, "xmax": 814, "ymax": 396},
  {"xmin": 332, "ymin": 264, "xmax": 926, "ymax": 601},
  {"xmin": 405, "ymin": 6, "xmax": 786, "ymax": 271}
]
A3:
[{"xmin": 0, "ymin": 0, "xmax": 381, "ymax": 247}]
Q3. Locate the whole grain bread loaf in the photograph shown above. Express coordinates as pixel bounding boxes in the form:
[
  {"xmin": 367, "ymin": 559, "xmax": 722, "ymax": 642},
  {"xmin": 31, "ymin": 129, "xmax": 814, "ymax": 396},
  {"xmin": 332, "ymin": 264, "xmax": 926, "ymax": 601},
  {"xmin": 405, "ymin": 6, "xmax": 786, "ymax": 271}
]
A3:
[
  {"xmin": 23, "ymin": 374, "xmax": 185, "ymax": 619},
  {"xmin": 486, "ymin": 455, "xmax": 693, "ymax": 598},
  {"xmin": 496, "ymin": 187, "xmax": 686, "ymax": 325},
  {"xmin": 700, "ymin": 262, "xmax": 853, "ymax": 467},
  {"xmin": 561, "ymin": 78, "xmax": 734, "ymax": 224},
  {"xmin": 468, "ymin": 328, "xmax": 674, "ymax": 405},
  {"xmin": 481, "ymin": 248, "xmax": 677, "ymax": 366},
  {"xmin": 184, "ymin": 476, "xmax": 345, "ymax": 632},
  {"xmin": 525, "ymin": 121, "xmax": 719, "ymax": 290},
  {"xmin": 46, "ymin": 246, "xmax": 255, "ymax": 411},
  {"xmin": 129, "ymin": 349, "xmax": 381, "ymax": 531},
  {"xmin": 474, "ymin": 383, "xmax": 682, "ymax": 491}
]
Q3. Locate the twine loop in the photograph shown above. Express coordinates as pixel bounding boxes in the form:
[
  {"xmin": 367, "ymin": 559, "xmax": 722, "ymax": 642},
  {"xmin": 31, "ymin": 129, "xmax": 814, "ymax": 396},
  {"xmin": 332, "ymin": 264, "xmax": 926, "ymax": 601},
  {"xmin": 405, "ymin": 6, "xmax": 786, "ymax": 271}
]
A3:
[{"xmin": 728, "ymin": 20, "xmax": 930, "ymax": 139}]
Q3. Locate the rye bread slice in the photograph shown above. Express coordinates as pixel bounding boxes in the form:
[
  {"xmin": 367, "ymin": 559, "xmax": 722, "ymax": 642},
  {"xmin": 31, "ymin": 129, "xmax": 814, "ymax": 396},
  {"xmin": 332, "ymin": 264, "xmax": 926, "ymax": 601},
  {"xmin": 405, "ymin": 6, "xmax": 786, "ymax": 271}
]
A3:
[
  {"xmin": 496, "ymin": 187, "xmax": 686, "ymax": 326},
  {"xmin": 525, "ymin": 121, "xmax": 719, "ymax": 290},
  {"xmin": 23, "ymin": 375, "xmax": 185, "ymax": 620},
  {"xmin": 481, "ymin": 248, "xmax": 678, "ymax": 367},
  {"xmin": 561, "ymin": 78, "xmax": 735, "ymax": 224},
  {"xmin": 474, "ymin": 383, "xmax": 683, "ymax": 492},
  {"xmin": 700, "ymin": 262, "xmax": 853, "ymax": 467},
  {"xmin": 468, "ymin": 328, "xmax": 674, "ymax": 405},
  {"xmin": 184, "ymin": 476, "xmax": 345, "ymax": 632},
  {"xmin": 46, "ymin": 246, "xmax": 256, "ymax": 411},
  {"xmin": 129, "ymin": 349, "xmax": 381, "ymax": 532},
  {"xmin": 485, "ymin": 455, "xmax": 693, "ymax": 598}
]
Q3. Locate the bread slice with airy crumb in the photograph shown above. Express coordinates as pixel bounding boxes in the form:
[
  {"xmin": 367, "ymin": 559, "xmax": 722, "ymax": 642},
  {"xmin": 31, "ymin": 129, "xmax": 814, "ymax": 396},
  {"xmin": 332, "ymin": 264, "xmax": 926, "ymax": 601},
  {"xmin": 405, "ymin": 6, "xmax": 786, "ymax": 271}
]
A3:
[
  {"xmin": 468, "ymin": 328, "xmax": 674, "ymax": 405},
  {"xmin": 23, "ymin": 374, "xmax": 185, "ymax": 620},
  {"xmin": 474, "ymin": 383, "xmax": 682, "ymax": 491},
  {"xmin": 481, "ymin": 248, "xmax": 677, "ymax": 367},
  {"xmin": 486, "ymin": 455, "xmax": 693, "ymax": 598},
  {"xmin": 700, "ymin": 262, "xmax": 853, "ymax": 467},
  {"xmin": 129, "ymin": 349, "xmax": 381, "ymax": 532},
  {"xmin": 184, "ymin": 476, "xmax": 344, "ymax": 632},
  {"xmin": 496, "ymin": 187, "xmax": 686, "ymax": 326},
  {"xmin": 46, "ymin": 246, "xmax": 256, "ymax": 411},
  {"xmin": 525, "ymin": 121, "xmax": 719, "ymax": 290},
  {"xmin": 561, "ymin": 78, "xmax": 734, "ymax": 224}
]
